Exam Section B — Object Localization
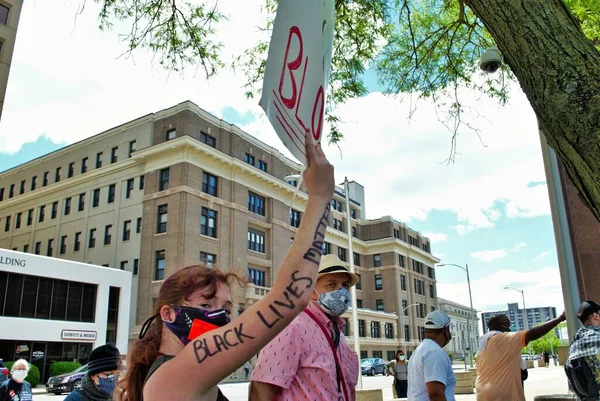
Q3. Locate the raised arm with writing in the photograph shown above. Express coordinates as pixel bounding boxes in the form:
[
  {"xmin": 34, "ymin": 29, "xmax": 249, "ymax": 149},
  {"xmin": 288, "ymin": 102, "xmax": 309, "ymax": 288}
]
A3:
[{"xmin": 525, "ymin": 312, "xmax": 566, "ymax": 344}]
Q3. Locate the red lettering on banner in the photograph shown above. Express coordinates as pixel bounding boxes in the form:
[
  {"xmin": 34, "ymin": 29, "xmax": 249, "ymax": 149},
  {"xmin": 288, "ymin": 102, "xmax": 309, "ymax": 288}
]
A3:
[
  {"xmin": 278, "ymin": 26, "xmax": 303, "ymax": 109},
  {"xmin": 277, "ymin": 26, "xmax": 326, "ymax": 144}
]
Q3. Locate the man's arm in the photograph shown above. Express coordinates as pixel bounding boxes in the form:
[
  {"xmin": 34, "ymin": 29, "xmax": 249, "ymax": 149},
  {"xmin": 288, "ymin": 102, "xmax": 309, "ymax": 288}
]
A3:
[
  {"xmin": 426, "ymin": 381, "xmax": 447, "ymax": 401},
  {"xmin": 525, "ymin": 312, "xmax": 566, "ymax": 344},
  {"xmin": 249, "ymin": 381, "xmax": 282, "ymax": 401}
]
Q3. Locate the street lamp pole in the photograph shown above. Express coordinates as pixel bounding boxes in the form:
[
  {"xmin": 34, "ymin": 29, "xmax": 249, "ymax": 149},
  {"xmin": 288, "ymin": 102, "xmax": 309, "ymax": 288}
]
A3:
[
  {"xmin": 505, "ymin": 287, "xmax": 532, "ymax": 356},
  {"xmin": 438, "ymin": 263, "xmax": 477, "ymax": 367},
  {"xmin": 400, "ymin": 303, "xmax": 421, "ymax": 355}
]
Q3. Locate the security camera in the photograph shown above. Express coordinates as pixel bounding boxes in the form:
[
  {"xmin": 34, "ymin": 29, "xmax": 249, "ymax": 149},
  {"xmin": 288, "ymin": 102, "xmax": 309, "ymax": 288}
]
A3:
[{"xmin": 479, "ymin": 47, "xmax": 502, "ymax": 73}]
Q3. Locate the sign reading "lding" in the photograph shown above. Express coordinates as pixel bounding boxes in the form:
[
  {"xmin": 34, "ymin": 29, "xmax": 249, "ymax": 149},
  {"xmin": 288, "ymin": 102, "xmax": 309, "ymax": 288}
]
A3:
[{"xmin": 61, "ymin": 330, "xmax": 97, "ymax": 341}]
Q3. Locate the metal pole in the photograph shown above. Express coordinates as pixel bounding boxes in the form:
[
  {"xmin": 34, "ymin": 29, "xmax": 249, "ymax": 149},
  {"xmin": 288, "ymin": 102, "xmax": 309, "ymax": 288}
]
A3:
[
  {"xmin": 344, "ymin": 177, "xmax": 362, "ymax": 389},
  {"xmin": 465, "ymin": 263, "xmax": 476, "ymax": 367},
  {"xmin": 521, "ymin": 290, "xmax": 532, "ymax": 356}
]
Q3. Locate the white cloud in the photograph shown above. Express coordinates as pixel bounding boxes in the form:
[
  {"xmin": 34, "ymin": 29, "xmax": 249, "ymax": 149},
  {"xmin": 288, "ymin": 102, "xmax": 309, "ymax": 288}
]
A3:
[
  {"xmin": 424, "ymin": 233, "xmax": 448, "ymax": 242},
  {"xmin": 0, "ymin": 0, "xmax": 552, "ymax": 234},
  {"xmin": 437, "ymin": 267, "xmax": 564, "ymax": 318},
  {"xmin": 534, "ymin": 251, "xmax": 550, "ymax": 262},
  {"xmin": 470, "ymin": 242, "xmax": 527, "ymax": 262}
]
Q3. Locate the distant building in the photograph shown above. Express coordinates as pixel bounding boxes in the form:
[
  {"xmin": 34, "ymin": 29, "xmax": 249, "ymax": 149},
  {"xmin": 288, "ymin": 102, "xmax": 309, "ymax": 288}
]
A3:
[
  {"xmin": 481, "ymin": 303, "xmax": 558, "ymax": 335},
  {"xmin": 0, "ymin": 0, "xmax": 23, "ymax": 120},
  {"xmin": 438, "ymin": 298, "xmax": 479, "ymax": 358}
]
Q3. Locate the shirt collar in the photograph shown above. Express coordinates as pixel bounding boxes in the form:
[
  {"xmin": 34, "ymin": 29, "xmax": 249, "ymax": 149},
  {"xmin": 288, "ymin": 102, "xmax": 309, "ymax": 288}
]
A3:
[{"xmin": 307, "ymin": 301, "xmax": 345, "ymax": 330}]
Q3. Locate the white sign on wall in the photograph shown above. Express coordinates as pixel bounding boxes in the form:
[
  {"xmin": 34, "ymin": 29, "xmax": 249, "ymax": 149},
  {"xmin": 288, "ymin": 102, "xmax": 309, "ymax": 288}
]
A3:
[
  {"xmin": 61, "ymin": 330, "xmax": 97, "ymax": 341},
  {"xmin": 260, "ymin": 0, "xmax": 335, "ymax": 165}
]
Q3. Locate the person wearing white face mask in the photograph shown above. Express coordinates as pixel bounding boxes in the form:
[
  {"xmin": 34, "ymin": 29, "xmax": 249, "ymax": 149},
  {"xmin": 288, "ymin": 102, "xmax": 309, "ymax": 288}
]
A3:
[
  {"xmin": 387, "ymin": 349, "xmax": 409, "ymax": 398},
  {"xmin": 0, "ymin": 359, "xmax": 33, "ymax": 401},
  {"xmin": 250, "ymin": 254, "xmax": 360, "ymax": 401}
]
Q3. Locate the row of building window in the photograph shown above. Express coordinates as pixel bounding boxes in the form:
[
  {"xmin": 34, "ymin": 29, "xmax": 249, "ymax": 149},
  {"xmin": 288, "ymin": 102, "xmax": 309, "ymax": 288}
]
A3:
[
  {"xmin": 0, "ymin": 143, "xmax": 141, "ymax": 202},
  {"xmin": 352, "ymin": 320, "xmax": 395, "ymax": 339},
  {"xmin": 165, "ymin": 128, "xmax": 217, "ymax": 148},
  {"xmin": 244, "ymin": 153, "xmax": 268, "ymax": 173}
]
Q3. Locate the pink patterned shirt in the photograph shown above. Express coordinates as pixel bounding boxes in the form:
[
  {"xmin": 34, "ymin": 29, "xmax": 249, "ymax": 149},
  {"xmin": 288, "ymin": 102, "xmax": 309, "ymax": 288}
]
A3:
[{"xmin": 251, "ymin": 302, "xmax": 359, "ymax": 401}]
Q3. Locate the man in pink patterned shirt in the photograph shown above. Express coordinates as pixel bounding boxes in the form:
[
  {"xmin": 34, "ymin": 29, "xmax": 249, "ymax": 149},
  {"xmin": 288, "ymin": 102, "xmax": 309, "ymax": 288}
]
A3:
[{"xmin": 250, "ymin": 254, "xmax": 360, "ymax": 401}]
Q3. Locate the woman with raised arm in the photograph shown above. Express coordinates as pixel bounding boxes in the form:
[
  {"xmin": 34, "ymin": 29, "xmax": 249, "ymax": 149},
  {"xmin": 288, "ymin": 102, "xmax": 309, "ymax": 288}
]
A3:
[{"xmin": 117, "ymin": 131, "xmax": 334, "ymax": 401}]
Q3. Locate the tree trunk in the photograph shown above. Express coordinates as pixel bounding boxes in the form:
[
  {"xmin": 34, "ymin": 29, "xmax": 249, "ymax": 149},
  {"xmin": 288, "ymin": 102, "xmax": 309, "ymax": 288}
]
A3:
[{"xmin": 464, "ymin": 0, "xmax": 600, "ymax": 221}]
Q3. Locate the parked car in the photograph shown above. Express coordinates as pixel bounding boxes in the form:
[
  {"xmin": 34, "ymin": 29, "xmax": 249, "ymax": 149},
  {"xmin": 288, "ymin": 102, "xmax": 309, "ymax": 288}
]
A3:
[
  {"xmin": 46, "ymin": 364, "xmax": 88, "ymax": 394},
  {"xmin": 360, "ymin": 358, "xmax": 386, "ymax": 376},
  {"xmin": 0, "ymin": 359, "xmax": 8, "ymax": 382}
]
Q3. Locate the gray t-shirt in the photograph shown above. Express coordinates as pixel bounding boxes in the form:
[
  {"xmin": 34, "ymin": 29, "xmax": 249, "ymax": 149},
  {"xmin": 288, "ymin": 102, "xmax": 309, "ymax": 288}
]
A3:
[
  {"xmin": 395, "ymin": 363, "xmax": 408, "ymax": 380},
  {"xmin": 407, "ymin": 339, "xmax": 456, "ymax": 401}
]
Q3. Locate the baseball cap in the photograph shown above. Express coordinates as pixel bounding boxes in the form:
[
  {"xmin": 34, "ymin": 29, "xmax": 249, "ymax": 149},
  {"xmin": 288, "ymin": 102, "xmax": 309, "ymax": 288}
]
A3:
[
  {"xmin": 577, "ymin": 301, "xmax": 600, "ymax": 324},
  {"xmin": 425, "ymin": 310, "xmax": 451, "ymax": 329},
  {"xmin": 317, "ymin": 255, "xmax": 360, "ymax": 287}
]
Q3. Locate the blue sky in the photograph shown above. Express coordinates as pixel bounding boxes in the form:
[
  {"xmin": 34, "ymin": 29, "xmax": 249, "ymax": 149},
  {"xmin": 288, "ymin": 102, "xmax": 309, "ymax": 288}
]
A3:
[{"xmin": 0, "ymin": 0, "xmax": 565, "ymax": 318}]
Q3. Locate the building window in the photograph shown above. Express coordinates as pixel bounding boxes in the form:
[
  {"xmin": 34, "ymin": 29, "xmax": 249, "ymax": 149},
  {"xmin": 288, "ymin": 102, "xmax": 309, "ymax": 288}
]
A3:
[
  {"xmin": 356, "ymin": 274, "xmax": 362, "ymax": 290},
  {"xmin": 322, "ymin": 242, "xmax": 331, "ymax": 255},
  {"xmin": 136, "ymin": 217, "xmax": 142, "ymax": 233},
  {"xmin": 352, "ymin": 226, "xmax": 357, "ymax": 237},
  {"xmin": 429, "ymin": 284, "xmax": 435, "ymax": 298},
  {"xmin": 417, "ymin": 303, "xmax": 425, "ymax": 318},
  {"xmin": 248, "ymin": 229, "xmax": 265, "ymax": 253},
  {"xmin": 404, "ymin": 325, "xmax": 410, "ymax": 341},
  {"xmin": 357, "ymin": 299, "xmax": 363, "ymax": 308},
  {"xmin": 353, "ymin": 252, "xmax": 361, "ymax": 266},
  {"xmin": 428, "ymin": 266, "xmax": 435, "ymax": 279},
  {"xmin": 343, "ymin": 318, "xmax": 350, "ymax": 336},
  {"xmin": 419, "ymin": 326, "xmax": 426, "ymax": 341},
  {"xmin": 248, "ymin": 268, "xmax": 266, "ymax": 287},
  {"xmin": 358, "ymin": 320, "xmax": 366, "ymax": 337},
  {"xmin": 31, "ymin": 176, "xmax": 37, "ymax": 191},
  {"xmin": 159, "ymin": 168, "xmax": 170, "ymax": 191},
  {"xmin": 23, "ymin": 244, "xmax": 29, "ymax": 253},
  {"xmin": 166, "ymin": 129, "xmax": 176, "ymax": 141},
  {"xmin": 120, "ymin": 261, "xmax": 128, "ymax": 271},
  {"xmin": 104, "ymin": 225, "xmax": 112, "ymax": 245},
  {"xmin": 34, "ymin": 242, "xmax": 41, "ymax": 255},
  {"xmin": 371, "ymin": 321, "xmax": 381, "ymax": 338},
  {"xmin": 15, "ymin": 213, "xmax": 21, "ymax": 229},
  {"xmin": 387, "ymin": 351, "xmax": 396, "ymax": 361},
  {"xmin": 200, "ymin": 131, "xmax": 216, "ymax": 147},
  {"xmin": 155, "ymin": 250, "xmax": 166, "ymax": 280},
  {"xmin": 8, "ymin": 184, "xmax": 14, "ymax": 198},
  {"xmin": 64, "ymin": 197, "xmax": 71, "ymax": 216},
  {"xmin": 4, "ymin": 215, "xmax": 11, "ymax": 232},
  {"xmin": 111, "ymin": 147, "xmax": 118, "ymax": 163},
  {"xmin": 47, "ymin": 239, "xmax": 54, "ymax": 257},
  {"xmin": 55, "ymin": 167, "xmax": 62, "ymax": 183},
  {"xmin": 374, "ymin": 254, "xmax": 382, "ymax": 267},
  {"xmin": 157, "ymin": 204, "xmax": 168, "ymax": 234},
  {"xmin": 123, "ymin": 220, "xmax": 131, "ymax": 241},
  {"xmin": 402, "ymin": 299, "xmax": 408, "ymax": 315},
  {"xmin": 39, "ymin": 205, "xmax": 46, "ymax": 222},
  {"xmin": 92, "ymin": 189, "xmax": 100, "ymax": 207},
  {"xmin": 26, "ymin": 209, "xmax": 33, "ymax": 226},
  {"xmin": 376, "ymin": 299, "xmax": 384, "ymax": 311},
  {"xmin": 409, "ymin": 236, "xmax": 419, "ymax": 246},
  {"xmin": 133, "ymin": 259, "xmax": 139, "ymax": 275},
  {"xmin": 338, "ymin": 247, "xmax": 347, "ymax": 262},
  {"xmin": 290, "ymin": 209, "xmax": 301, "ymax": 228},
  {"xmin": 74, "ymin": 232, "xmax": 81, "ymax": 252},
  {"xmin": 202, "ymin": 172, "xmax": 218, "ymax": 196},
  {"xmin": 375, "ymin": 274, "xmax": 383, "ymax": 291},
  {"xmin": 96, "ymin": 152, "xmax": 103, "ymax": 168},
  {"xmin": 385, "ymin": 323, "xmax": 394, "ymax": 339},
  {"xmin": 60, "ymin": 235, "xmax": 67, "ymax": 255},
  {"xmin": 139, "ymin": 175, "xmax": 145, "ymax": 190},
  {"xmin": 67, "ymin": 162, "xmax": 74, "ymax": 178},
  {"xmin": 19, "ymin": 180, "xmax": 25, "ymax": 195},
  {"xmin": 108, "ymin": 184, "xmax": 116, "ymax": 203},
  {"xmin": 373, "ymin": 351, "xmax": 383, "ymax": 359},
  {"xmin": 331, "ymin": 199, "xmax": 343, "ymax": 212},
  {"xmin": 43, "ymin": 172, "xmax": 49, "ymax": 187},
  {"xmin": 200, "ymin": 207, "xmax": 217, "ymax": 238},
  {"xmin": 200, "ymin": 252, "xmax": 217, "ymax": 266},
  {"xmin": 414, "ymin": 279, "xmax": 425, "ymax": 295},
  {"xmin": 81, "ymin": 157, "xmax": 88, "ymax": 174},
  {"xmin": 129, "ymin": 140, "xmax": 136, "ymax": 157},
  {"xmin": 106, "ymin": 287, "xmax": 120, "ymax": 343},
  {"xmin": 245, "ymin": 153, "xmax": 255, "ymax": 166},
  {"xmin": 400, "ymin": 274, "xmax": 406, "ymax": 291},
  {"xmin": 257, "ymin": 160, "xmax": 268, "ymax": 172},
  {"xmin": 126, "ymin": 179, "xmax": 134, "ymax": 199},
  {"xmin": 248, "ymin": 192, "xmax": 266, "ymax": 216},
  {"xmin": 78, "ymin": 193, "xmax": 85, "ymax": 211},
  {"xmin": 333, "ymin": 218, "xmax": 343, "ymax": 231},
  {"xmin": 50, "ymin": 201, "xmax": 58, "ymax": 219},
  {"xmin": 413, "ymin": 260, "xmax": 424, "ymax": 274},
  {"xmin": 351, "ymin": 208, "xmax": 357, "ymax": 219}
]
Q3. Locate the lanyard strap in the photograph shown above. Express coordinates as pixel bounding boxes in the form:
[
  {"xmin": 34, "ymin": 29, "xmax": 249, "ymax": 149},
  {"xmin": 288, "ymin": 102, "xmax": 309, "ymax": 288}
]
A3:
[{"xmin": 304, "ymin": 309, "xmax": 350, "ymax": 401}]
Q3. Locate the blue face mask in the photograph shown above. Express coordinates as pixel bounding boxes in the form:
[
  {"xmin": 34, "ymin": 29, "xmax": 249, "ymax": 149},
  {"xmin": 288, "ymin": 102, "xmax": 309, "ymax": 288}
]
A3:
[
  {"xmin": 97, "ymin": 375, "xmax": 117, "ymax": 395},
  {"xmin": 316, "ymin": 287, "xmax": 351, "ymax": 316}
]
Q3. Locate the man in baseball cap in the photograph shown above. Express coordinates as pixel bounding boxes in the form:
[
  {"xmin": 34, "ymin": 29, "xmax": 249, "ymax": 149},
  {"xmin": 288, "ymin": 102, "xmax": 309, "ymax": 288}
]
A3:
[
  {"xmin": 565, "ymin": 301, "xmax": 600, "ymax": 399},
  {"xmin": 408, "ymin": 310, "xmax": 456, "ymax": 401}
]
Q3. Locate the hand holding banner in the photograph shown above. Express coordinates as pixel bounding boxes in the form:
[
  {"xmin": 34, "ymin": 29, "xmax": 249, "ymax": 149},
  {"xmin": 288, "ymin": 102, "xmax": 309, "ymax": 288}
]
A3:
[{"xmin": 260, "ymin": 0, "xmax": 335, "ymax": 165}]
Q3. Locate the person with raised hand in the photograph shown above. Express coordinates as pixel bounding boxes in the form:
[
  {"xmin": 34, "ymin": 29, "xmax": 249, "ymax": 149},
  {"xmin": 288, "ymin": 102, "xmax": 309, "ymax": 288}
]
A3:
[{"xmin": 117, "ymin": 129, "xmax": 335, "ymax": 401}]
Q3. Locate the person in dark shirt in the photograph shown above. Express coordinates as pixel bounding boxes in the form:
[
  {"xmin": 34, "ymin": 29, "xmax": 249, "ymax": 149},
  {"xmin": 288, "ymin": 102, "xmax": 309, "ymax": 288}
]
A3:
[
  {"xmin": 64, "ymin": 344, "xmax": 122, "ymax": 401},
  {"xmin": 0, "ymin": 359, "xmax": 33, "ymax": 401}
]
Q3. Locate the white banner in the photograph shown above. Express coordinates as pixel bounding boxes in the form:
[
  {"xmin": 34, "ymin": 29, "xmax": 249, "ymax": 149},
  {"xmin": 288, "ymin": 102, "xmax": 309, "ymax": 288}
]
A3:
[{"xmin": 260, "ymin": 0, "xmax": 335, "ymax": 165}]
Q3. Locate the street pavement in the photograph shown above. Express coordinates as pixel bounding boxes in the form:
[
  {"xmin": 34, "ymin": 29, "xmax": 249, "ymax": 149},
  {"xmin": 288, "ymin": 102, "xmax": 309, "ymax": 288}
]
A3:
[{"xmin": 31, "ymin": 364, "xmax": 571, "ymax": 401}]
